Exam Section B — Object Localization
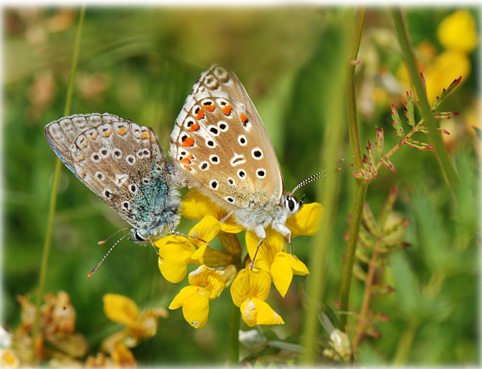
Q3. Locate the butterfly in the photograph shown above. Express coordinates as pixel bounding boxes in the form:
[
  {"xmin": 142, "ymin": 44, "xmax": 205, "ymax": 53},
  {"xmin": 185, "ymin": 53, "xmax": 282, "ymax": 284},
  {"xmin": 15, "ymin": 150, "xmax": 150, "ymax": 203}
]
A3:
[
  {"xmin": 45, "ymin": 113, "xmax": 181, "ymax": 265},
  {"xmin": 170, "ymin": 65, "xmax": 317, "ymax": 251}
]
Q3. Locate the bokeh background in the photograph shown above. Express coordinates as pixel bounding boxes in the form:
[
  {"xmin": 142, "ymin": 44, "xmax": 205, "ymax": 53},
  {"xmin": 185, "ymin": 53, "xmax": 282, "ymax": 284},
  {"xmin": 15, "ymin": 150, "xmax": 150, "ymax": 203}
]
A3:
[{"xmin": 3, "ymin": 6, "xmax": 479, "ymax": 366}]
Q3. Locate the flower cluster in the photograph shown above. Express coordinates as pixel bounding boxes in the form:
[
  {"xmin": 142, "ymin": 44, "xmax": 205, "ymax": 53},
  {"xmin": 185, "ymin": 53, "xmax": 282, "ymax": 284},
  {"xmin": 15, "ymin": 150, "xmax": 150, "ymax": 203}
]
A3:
[
  {"xmin": 156, "ymin": 189, "xmax": 322, "ymax": 328},
  {"xmin": 397, "ymin": 9, "xmax": 478, "ymax": 103},
  {"xmin": 1, "ymin": 292, "xmax": 165, "ymax": 368}
]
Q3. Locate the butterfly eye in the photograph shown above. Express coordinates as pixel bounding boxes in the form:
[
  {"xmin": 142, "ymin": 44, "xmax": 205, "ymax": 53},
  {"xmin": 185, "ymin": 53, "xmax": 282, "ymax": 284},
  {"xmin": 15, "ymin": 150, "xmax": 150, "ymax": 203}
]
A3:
[
  {"xmin": 133, "ymin": 230, "xmax": 145, "ymax": 242},
  {"xmin": 286, "ymin": 196, "xmax": 299, "ymax": 213}
]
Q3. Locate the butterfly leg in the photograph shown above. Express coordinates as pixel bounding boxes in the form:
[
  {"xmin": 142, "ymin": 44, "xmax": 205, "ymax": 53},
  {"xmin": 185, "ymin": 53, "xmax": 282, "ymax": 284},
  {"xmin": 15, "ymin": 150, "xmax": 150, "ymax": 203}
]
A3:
[
  {"xmin": 250, "ymin": 225, "xmax": 267, "ymax": 269},
  {"xmin": 169, "ymin": 223, "xmax": 206, "ymax": 243},
  {"xmin": 220, "ymin": 210, "xmax": 235, "ymax": 223},
  {"xmin": 273, "ymin": 224, "xmax": 292, "ymax": 253},
  {"xmin": 148, "ymin": 237, "xmax": 160, "ymax": 257}
]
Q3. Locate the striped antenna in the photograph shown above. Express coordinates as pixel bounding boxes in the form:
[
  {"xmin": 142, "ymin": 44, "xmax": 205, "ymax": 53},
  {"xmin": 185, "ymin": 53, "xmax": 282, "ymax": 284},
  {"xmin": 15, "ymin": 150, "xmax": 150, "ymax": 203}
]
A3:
[
  {"xmin": 87, "ymin": 231, "xmax": 130, "ymax": 278},
  {"xmin": 291, "ymin": 159, "xmax": 344, "ymax": 195},
  {"xmin": 97, "ymin": 227, "xmax": 130, "ymax": 245}
]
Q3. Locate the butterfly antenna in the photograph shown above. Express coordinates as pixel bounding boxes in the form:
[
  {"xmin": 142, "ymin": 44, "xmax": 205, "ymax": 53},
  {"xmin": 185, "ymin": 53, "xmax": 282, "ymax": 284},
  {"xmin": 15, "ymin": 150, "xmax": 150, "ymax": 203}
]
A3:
[
  {"xmin": 291, "ymin": 159, "xmax": 344, "ymax": 195},
  {"xmin": 97, "ymin": 227, "xmax": 131, "ymax": 245},
  {"xmin": 87, "ymin": 232, "xmax": 130, "ymax": 278}
]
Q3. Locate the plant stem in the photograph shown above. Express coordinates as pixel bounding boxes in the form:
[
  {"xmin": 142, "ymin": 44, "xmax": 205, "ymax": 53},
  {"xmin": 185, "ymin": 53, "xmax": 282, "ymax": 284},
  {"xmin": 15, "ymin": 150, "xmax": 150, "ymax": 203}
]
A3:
[
  {"xmin": 338, "ymin": 7, "xmax": 366, "ymax": 332},
  {"xmin": 392, "ymin": 319, "xmax": 419, "ymax": 365},
  {"xmin": 390, "ymin": 8, "xmax": 458, "ymax": 196},
  {"xmin": 301, "ymin": 9, "xmax": 355, "ymax": 364},
  {"xmin": 228, "ymin": 304, "xmax": 241, "ymax": 366},
  {"xmin": 352, "ymin": 238, "xmax": 380, "ymax": 351},
  {"xmin": 32, "ymin": 6, "xmax": 86, "ymax": 360}
]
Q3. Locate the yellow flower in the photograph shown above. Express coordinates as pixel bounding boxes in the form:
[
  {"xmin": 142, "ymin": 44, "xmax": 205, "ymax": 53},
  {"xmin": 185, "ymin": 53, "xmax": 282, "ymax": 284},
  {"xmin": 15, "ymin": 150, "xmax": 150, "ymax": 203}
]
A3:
[
  {"xmin": 286, "ymin": 202, "xmax": 323, "ymax": 237},
  {"xmin": 437, "ymin": 10, "xmax": 478, "ymax": 53},
  {"xmin": 169, "ymin": 265, "xmax": 237, "ymax": 329},
  {"xmin": 231, "ymin": 268, "xmax": 284, "ymax": 327},
  {"xmin": 155, "ymin": 216, "xmax": 234, "ymax": 283},
  {"xmin": 181, "ymin": 189, "xmax": 244, "ymax": 233},
  {"xmin": 246, "ymin": 228, "xmax": 309, "ymax": 297},
  {"xmin": 102, "ymin": 294, "xmax": 168, "ymax": 352}
]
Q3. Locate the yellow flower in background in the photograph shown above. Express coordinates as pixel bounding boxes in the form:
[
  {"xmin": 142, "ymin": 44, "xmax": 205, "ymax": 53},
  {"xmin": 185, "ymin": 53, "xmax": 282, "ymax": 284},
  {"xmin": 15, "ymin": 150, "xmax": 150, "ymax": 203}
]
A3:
[
  {"xmin": 169, "ymin": 265, "xmax": 237, "ymax": 329},
  {"xmin": 437, "ymin": 10, "xmax": 478, "ymax": 52},
  {"xmin": 424, "ymin": 50, "xmax": 470, "ymax": 104},
  {"xmin": 396, "ymin": 9, "xmax": 478, "ymax": 104},
  {"xmin": 231, "ymin": 268, "xmax": 284, "ymax": 327},
  {"xmin": 102, "ymin": 293, "xmax": 168, "ymax": 352}
]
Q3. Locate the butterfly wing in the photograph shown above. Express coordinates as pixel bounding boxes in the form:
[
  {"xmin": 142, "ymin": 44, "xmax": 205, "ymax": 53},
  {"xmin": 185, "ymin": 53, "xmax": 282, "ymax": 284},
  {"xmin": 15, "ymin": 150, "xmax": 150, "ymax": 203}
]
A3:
[
  {"xmin": 170, "ymin": 65, "xmax": 284, "ymax": 210},
  {"xmin": 46, "ymin": 114, "xmax": 178, "ymax": 236}
]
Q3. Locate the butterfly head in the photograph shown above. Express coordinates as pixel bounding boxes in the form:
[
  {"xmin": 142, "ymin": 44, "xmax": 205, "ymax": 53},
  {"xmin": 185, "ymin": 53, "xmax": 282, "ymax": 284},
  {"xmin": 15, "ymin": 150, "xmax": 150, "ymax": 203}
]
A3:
[{"xmin": 285, "ymin": 193, "xmax": 305, "ymax": 216}]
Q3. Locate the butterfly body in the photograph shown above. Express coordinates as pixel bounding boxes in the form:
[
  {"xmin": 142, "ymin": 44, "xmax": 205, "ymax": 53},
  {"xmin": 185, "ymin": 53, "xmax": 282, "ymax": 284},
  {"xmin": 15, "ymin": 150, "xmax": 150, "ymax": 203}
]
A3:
[
  {"xmin": 170, "ymin": 65, "xmax": 302, "ymax": 244},
  {"xmin": 45, "ymin": 113, "xmax": 180, "ymax": 243}
]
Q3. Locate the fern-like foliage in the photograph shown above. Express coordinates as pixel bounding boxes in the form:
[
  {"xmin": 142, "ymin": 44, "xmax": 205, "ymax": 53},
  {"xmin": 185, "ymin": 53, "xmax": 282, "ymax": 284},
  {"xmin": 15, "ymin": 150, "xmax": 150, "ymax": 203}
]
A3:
[
  {"xmin": 349, "ymin": 188, "xmax": 411, "ymax": 351},
  {"xmin": 353, "ymin": 77, "xmax": 461, "ymax": 182}
]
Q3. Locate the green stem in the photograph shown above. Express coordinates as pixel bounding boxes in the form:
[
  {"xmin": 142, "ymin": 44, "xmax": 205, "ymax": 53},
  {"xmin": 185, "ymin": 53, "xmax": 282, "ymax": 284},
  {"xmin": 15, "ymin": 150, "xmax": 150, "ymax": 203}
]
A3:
[
  {"xmin": 31, "ymin": 6, "xmax": 86, "ymax": 360},
  {"xmin": 228, "ymin": 304, "xmax": 241, "ymax": 366},
  {"xmin": 390, "ymin": 8, "xmax": 458, "ymax": 197},
  {"xmin": 301, "ymin": 9, "xmax": 355, "ymax": 364},
  {"xmin": 338, "ymin": 7, "xmax": 366, "ymax": 332},
  {"xmin": 392, "ymin": 319, "xmax": 419, "ymax": 365}
]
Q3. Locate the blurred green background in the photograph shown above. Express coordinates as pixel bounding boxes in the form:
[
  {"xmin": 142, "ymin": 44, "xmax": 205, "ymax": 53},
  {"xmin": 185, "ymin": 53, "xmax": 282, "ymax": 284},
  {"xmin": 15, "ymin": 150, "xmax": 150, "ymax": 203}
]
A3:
[{"xmin": 3, "ymin": 6, "xmax": 479, "ymax": 366}]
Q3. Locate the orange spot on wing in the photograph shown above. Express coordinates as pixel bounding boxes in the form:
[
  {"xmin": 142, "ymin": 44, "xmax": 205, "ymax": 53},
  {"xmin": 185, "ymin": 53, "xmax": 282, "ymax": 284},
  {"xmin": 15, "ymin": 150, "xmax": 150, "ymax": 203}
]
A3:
[
  {"xmin": 183, "ymin": 165, "xmax": 191, "ymax": 171},
  {"xmin": 222, "ymin": 105, "xmax": 232, "ymax": 116},
  {"xmin": 117, "ymin": 127, "xmax": 128, "ymax": 135},
  {"xmin": 196, "ymin": 110, "xmax": 205, "ymax": 120},
  {"xmin": 89, "ymin": 133, "xmax": 98, "ymax": 139},
  {"xmin": 102, "ymin": 131, "xmax": 112, "ymax": 138},
  {"xmin": 182, "ymin": 137, "xmax": 195, "ymax": 147},
  {"xmin": 181, "ymin": 157, "xmax": 191, "ymax": 164},
  {"xmin": 142, "ymin": 132, "xmax": 149, "ymax": 139},
  {"xmin": 239, "ymin": 113, "xmax": 249, "ymax": 126},
  {"xmin": 188, "ymin": 122, "xmax": 200, "ymax": 132},
  {"xmin": 204, "ymin": 104, "xmax": 216, "ymax": 112},
  {"xmin": 187, "ymin": 153, "xmax": 194, "ymax": 159}
]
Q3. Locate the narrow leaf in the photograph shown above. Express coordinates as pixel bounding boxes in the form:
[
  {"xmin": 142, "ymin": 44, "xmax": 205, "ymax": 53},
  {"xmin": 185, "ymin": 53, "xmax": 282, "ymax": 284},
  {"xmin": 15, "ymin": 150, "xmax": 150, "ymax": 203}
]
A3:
[
  {"xmin": 431, "ymin": 76, "xmax": 462, "ymax": 110},
  {"xmin": 382, "ymin": 217, "xmax": 411, "ymax": 237},
  {"xmin": 355, "ymin": 246, "xmax": 371, "ymax": 264},
  {"xmin": 353, "ymin": 263, "xmax": 367, "ymax": 281},
  {"xmin": 366, "ymin": 311, "xmax": 391, "ymax": 322},
  {"xmin": 375, "ymin": 126, "xmax": 384, "ymax": 154},
  {"xmin": 379, "ymin": 188, "xmax": 398, "ymax": 226},
  {"xmin": 404, "ymin": 91, "xmax": 415, "ymax": 127},
  {"xmin": 370, "ymin": 284, "xmax": 396, "ymax": 295},
  {"xmin": 434, "ymin": 111, "xmax": 459, "ymax": 120},
  {"xmin": 404, "ymin": 137, "xmax": 434, "ymax": 151},
  {"xmin": 362, "ymin": 202, "xmax": 380, "ymax": 236},
  {"xmin": 379, "ymin": 155, "xmax": 395, "ymax": 173},
  {"xmin": 391, "ymin": 103, "xmax": 404, "ymax": 137},
  {"xmin": 379, "ymin": 241, "xmax": 411, "ymax": 253}
]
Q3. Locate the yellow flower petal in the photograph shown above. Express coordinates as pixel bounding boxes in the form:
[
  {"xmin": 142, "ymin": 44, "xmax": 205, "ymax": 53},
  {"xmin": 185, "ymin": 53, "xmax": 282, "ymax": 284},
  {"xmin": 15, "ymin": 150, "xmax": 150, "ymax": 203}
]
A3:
[
  {"xmin": 246, "ymin": 228, "xmax": 283, "ymax": 271},
  {"xmin": 437, "ymin": 10, "xmax": 478, "ymax": 53},
  {"xmin": 230, "ymin": 268, "xmax": 271, "ymax": 307},
  {"xmin": 181, "ymin": 189, "xmax": 224, "ymax": 220},
  {"xmin": 103, "ymin": 294, "xmax": 138, "ymax": 327},
  {"xmin": 188, "ymin": 265, "xmax": 228, "ymax": 299},
  {"xmin": 169, "ymin": 286, "xmax": 198, "ymax": 309},
  {"xmin": 188, "ymin": 215, "xmax": 221, "ymax": 248},
  {"xmin": 156, "ymin": 235, "xmax": 198, "ymax": 283},
  {"xmin": 171, "ymin": 286, "xmax": 210, "ymax": 329},
  {"xmin": 287, "ymin": 202, "xmax": 323, "ymax": 237},
  {"xmin": 271, "ymin": 254, "xmax": 293, "ymax": 298},
  {"xmin": 240, "ymin": 297, "xmax": 284, "ymax": 327}
]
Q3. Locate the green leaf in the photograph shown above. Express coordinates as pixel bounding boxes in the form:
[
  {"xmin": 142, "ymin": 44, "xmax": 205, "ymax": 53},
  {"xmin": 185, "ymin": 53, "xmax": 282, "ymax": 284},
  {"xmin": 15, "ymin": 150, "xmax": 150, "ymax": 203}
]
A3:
[
  {"xmin": 353, "ymin": 263, "xmax": 367, "ymax": 281},
  {"xmin": 362, "ymin": 202, "xmax": 380, "ymax": 236},
  {"xmin": 404, "ymin": 91, "xmax": 415, "ymax": 127},
  {"xmin": 431, "ymin": 76, "xmax": 462, "ymax": 110},
  {"xmin": 374, "ymin": 126, "xmax": 384, "ymax": 154},
  {"xmin": 391, "ymin": 103, "xmax": 404, "ymax": 137},
  {"xmin": 404, "ymin": 137, "xmax": 434, "ymax": 151},
  {"xmin": 369, "ymin": 284, "xmax": 395, "ymax": 295},
  {"xmin": 379, "ymin": 188, "xmax": 398, "ymax": 226}
]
